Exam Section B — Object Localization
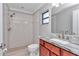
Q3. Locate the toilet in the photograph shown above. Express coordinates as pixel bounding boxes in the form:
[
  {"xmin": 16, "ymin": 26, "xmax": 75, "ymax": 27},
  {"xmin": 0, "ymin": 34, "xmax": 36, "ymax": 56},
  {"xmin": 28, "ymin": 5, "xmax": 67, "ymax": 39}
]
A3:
[{"xmin": 27, "ymin": 44, "xmax": 39, "ymax": 56}]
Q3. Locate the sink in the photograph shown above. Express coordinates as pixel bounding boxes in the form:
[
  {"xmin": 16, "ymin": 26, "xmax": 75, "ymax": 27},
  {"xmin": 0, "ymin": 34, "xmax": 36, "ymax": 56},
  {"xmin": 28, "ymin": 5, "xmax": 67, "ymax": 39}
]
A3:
[
  {"xmin": 66, "ymin": 43, "xmax": 79, "ymax": 49},
  {"xmin": 49, "ymin": 38, "xmax": 70, "ymax": 45}
]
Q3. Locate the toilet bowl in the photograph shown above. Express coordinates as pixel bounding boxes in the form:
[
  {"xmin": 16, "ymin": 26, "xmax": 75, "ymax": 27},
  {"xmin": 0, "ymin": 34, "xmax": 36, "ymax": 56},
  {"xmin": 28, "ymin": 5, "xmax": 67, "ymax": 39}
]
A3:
[{"xmin": 27, "ymin": 44, "xmax": 39, "ymax": 56}]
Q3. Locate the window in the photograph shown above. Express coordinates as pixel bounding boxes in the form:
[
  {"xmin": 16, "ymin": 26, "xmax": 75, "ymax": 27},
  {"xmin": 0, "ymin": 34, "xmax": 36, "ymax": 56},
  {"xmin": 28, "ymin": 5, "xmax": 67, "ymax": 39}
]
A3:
[{"xmin": 42, "ymin": 10, "xmax": 49, "ymax": 24}]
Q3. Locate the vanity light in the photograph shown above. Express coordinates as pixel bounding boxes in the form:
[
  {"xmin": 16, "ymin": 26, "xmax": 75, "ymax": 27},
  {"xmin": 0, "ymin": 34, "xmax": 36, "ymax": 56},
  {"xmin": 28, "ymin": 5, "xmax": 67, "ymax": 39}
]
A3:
[
  {"xmin": 52, "ymin": 3, "xmax": 59, "ymax": 7},
  {"xmin": 52, "ymin": 3, "xmax": 64, "ymax": 7}
]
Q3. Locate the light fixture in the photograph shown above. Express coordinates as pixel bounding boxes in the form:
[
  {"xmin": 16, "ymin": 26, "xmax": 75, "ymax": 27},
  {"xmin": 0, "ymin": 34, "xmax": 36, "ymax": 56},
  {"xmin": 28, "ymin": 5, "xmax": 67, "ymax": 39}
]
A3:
[
  {"xmin": 52, "ymin": 3, "xmax": 64, "ymax": 7},
  {"xmin": 52, "ymin": 3, "xmax": 59, "ymax": 7}
]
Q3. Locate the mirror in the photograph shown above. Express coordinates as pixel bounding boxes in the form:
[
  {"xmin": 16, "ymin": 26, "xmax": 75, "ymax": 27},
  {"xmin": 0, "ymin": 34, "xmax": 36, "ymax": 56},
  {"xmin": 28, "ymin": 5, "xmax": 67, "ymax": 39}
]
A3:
[{"xmin": 51, "ymin": 3, "xmax": 79, "ymax": 35}]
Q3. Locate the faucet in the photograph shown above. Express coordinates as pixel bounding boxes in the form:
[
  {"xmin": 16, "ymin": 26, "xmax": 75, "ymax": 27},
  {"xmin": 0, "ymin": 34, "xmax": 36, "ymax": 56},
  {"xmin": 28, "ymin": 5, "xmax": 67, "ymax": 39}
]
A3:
[
  {"xmin": 66, "ymin": 36, "xmax": 70, "ymax": 41},
  {"xmin": 58, "ymin": 32, "xmax": 64, "ymax": 39}
]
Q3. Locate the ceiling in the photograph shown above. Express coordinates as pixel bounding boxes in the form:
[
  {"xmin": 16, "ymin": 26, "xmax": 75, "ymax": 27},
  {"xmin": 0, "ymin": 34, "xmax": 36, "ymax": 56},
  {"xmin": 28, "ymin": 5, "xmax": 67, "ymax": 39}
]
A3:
[{"xmin": 7, "ymin": 3, "xmax": 46, "ymax": 14}]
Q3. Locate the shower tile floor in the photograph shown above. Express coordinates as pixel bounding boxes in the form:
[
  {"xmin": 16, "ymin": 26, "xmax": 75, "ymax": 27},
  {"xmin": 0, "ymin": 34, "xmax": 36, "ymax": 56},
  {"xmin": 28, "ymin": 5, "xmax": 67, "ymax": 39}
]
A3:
[{"xmin": 6, "ymin": 47, "xmax": 29, "ymax": 56}]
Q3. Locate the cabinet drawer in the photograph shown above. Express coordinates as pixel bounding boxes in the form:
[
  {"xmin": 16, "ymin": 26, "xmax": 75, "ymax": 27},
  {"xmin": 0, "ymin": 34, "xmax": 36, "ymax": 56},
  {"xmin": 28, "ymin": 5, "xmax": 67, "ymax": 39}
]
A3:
[
  {"xmin": 45, "ymin": 42, "xmax": 60, "ymax": 56},
  {"xmin": 40, "ymin": 39, "xmax": 44, "ymax": 45},
  {"xmin": 62, "ymin": 49, "xmax": 76, "ymax": 56}
]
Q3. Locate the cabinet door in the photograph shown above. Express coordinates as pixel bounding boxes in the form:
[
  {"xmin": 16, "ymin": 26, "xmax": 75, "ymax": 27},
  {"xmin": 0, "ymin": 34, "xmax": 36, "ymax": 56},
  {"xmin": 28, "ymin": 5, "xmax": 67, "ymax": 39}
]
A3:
[
  {"xmin": 45, "ymin": 42, "xmax": 60, "ymax": 56},
  {"xmin": 50, "ymin": 52, "xmax": 57, "ymax": 56},
  {"xmin": 62, "ymin": 49, "xmax": 75, "ymax": 56},
  {"xmin": 40, "ymin": 45, "xmax": 50, "ymax": 56}
]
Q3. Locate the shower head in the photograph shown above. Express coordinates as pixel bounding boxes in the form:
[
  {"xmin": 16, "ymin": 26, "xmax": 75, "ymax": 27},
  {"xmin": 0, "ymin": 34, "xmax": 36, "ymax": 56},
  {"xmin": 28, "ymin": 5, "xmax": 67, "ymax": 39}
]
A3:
[{"xmin": 10, "ymin": 13, "xmax": 15, "ymax": 17}]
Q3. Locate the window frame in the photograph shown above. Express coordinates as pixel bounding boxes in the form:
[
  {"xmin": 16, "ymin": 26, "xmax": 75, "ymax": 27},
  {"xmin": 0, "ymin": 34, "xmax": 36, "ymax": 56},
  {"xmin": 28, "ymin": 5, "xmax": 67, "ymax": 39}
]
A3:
[{"xmin": 42, "ymin": 10, "xmax": 49, "ymax": 24}]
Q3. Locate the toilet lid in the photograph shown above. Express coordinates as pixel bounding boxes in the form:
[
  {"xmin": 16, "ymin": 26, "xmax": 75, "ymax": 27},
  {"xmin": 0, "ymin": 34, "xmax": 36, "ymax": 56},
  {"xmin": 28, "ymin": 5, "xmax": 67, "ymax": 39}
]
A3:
[{"xmin": 28, "ymin": 44, "xmax": 39, "ymax": 49}]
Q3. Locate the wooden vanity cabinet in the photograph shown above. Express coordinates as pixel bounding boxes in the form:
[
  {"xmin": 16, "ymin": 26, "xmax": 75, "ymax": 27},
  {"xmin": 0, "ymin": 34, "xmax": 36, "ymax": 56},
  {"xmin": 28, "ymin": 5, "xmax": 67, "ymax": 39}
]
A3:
[
  {"xmin": 40, "ymin": 39, "xmax": 77, "ymax": 56},
  {"xmin": 40, "ymin": 39, "xmax": 60, "ymax": 56}
]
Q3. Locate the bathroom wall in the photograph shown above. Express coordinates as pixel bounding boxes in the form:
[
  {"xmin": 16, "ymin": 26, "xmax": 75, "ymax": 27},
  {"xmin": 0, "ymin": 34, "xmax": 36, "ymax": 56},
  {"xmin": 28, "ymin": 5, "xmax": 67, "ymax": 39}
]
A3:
[
  {"xmin": 51, "ymin": 4, "xmax": 79, "ymax": 34},
  {"xmin": 8, "ymin": 10, "xmax": 33, "ymax": 49},
  {"xmin": 33, "ymin": 4, "xmax": 52, "ymax": 43},
  {"xmin": 33, "ymin": 11, "xmax": 40, "ymax": 43},
  {"xmin": 0, "ymin": 3, "xmax": 3, "ymax": 46}
]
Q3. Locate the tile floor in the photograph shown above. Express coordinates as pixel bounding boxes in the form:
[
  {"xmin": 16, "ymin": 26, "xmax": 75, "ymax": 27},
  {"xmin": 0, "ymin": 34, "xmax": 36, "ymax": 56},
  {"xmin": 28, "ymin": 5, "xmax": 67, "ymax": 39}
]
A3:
[
  {"xmin": 6, "ymin": 47, "xmax": 29, "ymax": 56},
  {"xmin": 6, "ymin": 47, "xmax": 39, "ymax": 56}
]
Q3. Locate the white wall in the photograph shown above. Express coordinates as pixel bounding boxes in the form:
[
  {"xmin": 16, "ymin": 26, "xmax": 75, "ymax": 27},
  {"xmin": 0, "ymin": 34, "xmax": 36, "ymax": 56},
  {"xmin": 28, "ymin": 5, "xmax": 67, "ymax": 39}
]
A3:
[
  {"xmin": 33, "ymin": 11, "xmax": 40, "ymax": 43},
  {"xmin": 8, "ymin": 10, "xmax": 33, "ymax": 49},
  {"xmin": 39, "ymin": 4, "xmax": 52, "ymax": 36},
  {"xmin": 0, "ymin": 3, "xmax": 3, "ymax": 46},
  {"xmin": 3, "ymin": 4, "xmax": 10, "ymax": 49},
  {"xmin": 33, "ymin": 4, "xmax": 52, "ymax": 43}
]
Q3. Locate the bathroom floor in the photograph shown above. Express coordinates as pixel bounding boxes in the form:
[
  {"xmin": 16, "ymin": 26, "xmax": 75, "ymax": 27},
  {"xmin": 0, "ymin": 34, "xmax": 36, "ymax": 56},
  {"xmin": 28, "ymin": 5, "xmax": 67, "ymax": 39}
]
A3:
[
  {"xmin": 6, "ymin": 46, "xmax": 39, "ymax": 56},
  {"xmin": 6, "ymin": 47, "xmax": 29, "ymax": 56}
]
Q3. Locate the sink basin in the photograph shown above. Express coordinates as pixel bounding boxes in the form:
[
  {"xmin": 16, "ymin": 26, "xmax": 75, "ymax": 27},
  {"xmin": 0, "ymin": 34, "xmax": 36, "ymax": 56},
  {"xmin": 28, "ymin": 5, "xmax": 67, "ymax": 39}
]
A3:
[
  {"xmin": 66, "ymin": 43, "xmax": 79, "ymax": 49},
  {"xmin": 49, "ymin": 38, "xmax": 70, "ymax": 45}
]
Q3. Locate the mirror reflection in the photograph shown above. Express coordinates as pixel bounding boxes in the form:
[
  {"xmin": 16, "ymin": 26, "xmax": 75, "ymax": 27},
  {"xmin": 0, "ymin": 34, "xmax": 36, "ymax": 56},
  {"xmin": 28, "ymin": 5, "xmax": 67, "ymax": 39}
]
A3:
[{"xmin": 51, "ymin": 3, "xmax": 79, "ymax": 35}]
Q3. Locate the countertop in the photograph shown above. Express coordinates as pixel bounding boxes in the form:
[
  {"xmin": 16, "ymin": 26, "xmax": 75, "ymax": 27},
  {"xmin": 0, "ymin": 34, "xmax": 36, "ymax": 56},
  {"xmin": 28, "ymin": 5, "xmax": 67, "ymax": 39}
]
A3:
[{"xmin": 40, "ymin": 37, "xmax": 79, "ymax": 56}]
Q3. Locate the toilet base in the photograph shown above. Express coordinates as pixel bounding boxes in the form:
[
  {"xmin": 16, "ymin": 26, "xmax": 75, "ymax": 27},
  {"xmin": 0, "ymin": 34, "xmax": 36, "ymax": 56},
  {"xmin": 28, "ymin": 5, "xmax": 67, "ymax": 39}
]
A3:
[
  {"xmin": 27, "ymin": 44, "xmax": 39, "ymax": 56},
  {"xmin": 29, "ymin": 49, "xmax": 39, "ymax": 56}
]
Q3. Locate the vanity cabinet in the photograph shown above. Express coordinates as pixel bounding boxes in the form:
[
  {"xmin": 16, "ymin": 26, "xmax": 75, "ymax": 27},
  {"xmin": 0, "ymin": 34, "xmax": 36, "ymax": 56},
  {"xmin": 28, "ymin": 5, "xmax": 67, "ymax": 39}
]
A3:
[{"xmin": 40, "ymin": 39, "xmax": 77, "ymax": 56}]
